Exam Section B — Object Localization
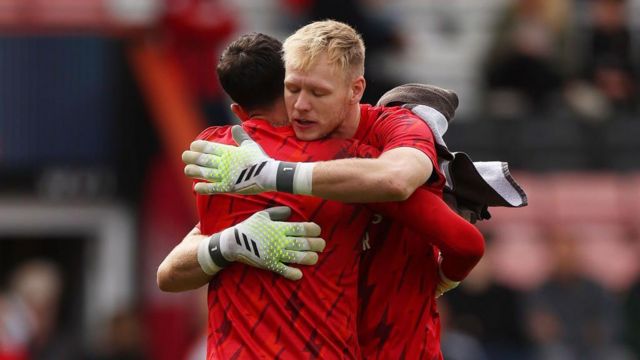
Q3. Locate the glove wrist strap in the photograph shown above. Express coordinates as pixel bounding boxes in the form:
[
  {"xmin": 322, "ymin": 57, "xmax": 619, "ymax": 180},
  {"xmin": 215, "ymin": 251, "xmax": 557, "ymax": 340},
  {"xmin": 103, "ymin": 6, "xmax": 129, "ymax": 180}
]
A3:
[
  {"xmin": 274, "ymin": 162, "xmax": 314, "ymax": 195},
  {"xmin": 293, "ymin": 162, "xmax": 314, "ymax": 195},
  {"xmin": 275, "ymin": 162, "xmax": 297, "ymax": 193},
  {"xmin": 197, "ymin": 233, "xmax": 231, "ymax": 275}
]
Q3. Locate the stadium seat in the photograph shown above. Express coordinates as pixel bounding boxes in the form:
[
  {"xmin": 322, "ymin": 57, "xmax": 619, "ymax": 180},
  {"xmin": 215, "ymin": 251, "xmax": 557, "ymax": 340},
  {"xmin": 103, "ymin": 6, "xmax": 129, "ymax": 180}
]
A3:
[
  {"xmin": 568, "ymin": 224, "xmax": 639, "ymax": 291},
  {"xmin": 550, "ymin": 173, "xmax": 622, "ymax": 223},
  {"xmin": 489, "ymin": 224, "xmax": 552, "ymax": 290}
]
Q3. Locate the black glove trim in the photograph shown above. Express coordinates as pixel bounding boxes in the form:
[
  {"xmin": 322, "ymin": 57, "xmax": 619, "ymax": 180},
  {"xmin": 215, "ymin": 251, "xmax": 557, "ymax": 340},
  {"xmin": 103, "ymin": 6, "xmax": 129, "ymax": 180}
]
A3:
[
  {"xmin": 209, "ymin": 233, "xmax": 232, "ymax": 268},
  {"xmin": 276, "ymin": 161, "xmax": 297, "ymax": 193}
]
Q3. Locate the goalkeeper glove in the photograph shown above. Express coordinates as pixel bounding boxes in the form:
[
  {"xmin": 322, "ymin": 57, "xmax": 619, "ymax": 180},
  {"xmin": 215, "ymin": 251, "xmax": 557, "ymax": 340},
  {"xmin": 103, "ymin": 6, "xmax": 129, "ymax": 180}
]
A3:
[
  {"xmin": 435, "ymin": 266, "xmax": 461, "ymax": 298},
  {"xmin": 197, "ymin": 206, "xmax": 325, "ymax": 280},
  {"xmin": 183, "ymin": 126, "xmax": 315, "ymax": 195}
]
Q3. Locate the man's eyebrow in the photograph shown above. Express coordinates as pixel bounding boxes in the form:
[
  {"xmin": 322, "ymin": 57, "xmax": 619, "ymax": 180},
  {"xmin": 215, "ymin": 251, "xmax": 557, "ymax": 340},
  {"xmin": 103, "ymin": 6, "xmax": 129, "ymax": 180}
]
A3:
[
  {"xmin": 285, "ymin": 77, "xmax": 332, "ymax": 91},
  {"xmin": 311, "ymin": 82, "xmax": 332, "ymax": 91}
]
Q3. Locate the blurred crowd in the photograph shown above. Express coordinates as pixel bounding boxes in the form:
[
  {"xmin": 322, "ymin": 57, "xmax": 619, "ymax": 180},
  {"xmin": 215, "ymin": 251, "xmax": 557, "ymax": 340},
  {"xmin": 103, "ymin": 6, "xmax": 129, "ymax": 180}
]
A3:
[
  {"xmin": 0, "ymin": 260, "xmax": 146, "ymax": 360},
  {"xmin": 484, "ymin": 0, "xmax": 638, "ymax": 120},
  {"xmin": 441, "ymin": 229, "xmax": 640, "ymax": 360}
]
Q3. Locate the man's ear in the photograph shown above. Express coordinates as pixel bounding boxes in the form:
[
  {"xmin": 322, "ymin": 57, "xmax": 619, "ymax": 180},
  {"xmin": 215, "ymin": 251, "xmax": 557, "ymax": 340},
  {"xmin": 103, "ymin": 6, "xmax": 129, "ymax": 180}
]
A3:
[
  {"xmin": 230, "ymin": 103, "xmax": 250, "ymax": 122},
  {"xmin": 350, "ymin": 76, "xmax": 366, "ymax": 104}
]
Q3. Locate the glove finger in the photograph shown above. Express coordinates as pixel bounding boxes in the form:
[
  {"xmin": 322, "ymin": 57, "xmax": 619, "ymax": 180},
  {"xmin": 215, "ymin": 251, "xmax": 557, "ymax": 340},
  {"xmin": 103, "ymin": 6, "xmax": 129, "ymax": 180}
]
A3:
[
  {"xmin": 276, "ymin": 222, "xmax": 321, "ymax": 237},
  {"xmin": 262, "ymin": 206, "xmax": 291, "ymax": 221},
  {"xmin": 182, "ymin": 150, "xmax": 200, "ymax": 165},
  {"xmin": 194, "ymin": 182, "xmax": 224, "ymax": 194},
  {"xmin": 285, "ymin": 237, "xmax": 326, "ymax": 252},
  {"xmin": 185, "ymin": 164, "xmax": 220, "ymax": 181},
  {"xmin": 190, "ymin": 140, "xmax": 232, "ymax": 156},
  {"xmin": 273, "ymin": 262, "xmax": 303, "ymax": 281},
  {"xmin": 182, "ymin": 151, "xmax": 220, "ymax": 168},
  {"xmin": 231, "ymin": 125, "xmax": 253, "ymax": 146},
  {"xmin": 281, "ymin": 250, "xmax": 318, "ymax": 265},
  {"xmin": 231, "ymin": 126, "xmax": 269, "ymax": 156}
]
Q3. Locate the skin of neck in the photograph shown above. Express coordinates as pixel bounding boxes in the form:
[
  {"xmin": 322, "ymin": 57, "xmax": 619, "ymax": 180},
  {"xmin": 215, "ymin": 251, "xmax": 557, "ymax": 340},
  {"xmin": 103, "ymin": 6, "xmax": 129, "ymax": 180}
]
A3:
[
  {"xmin": 244, "ymin": 98, "xmax": 289, "ymax": 127},
  {"xmin": 330, "ymin": 102, "xmax": 362, "ymax": 139},
  {"xmin": 328, "ymin": 68, "xmax": 365, "ymax": 139}
]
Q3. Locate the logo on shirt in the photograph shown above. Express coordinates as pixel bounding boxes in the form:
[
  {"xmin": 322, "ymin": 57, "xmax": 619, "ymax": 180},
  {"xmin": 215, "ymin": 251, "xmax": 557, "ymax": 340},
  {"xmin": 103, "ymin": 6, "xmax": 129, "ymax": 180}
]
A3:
[
  {"xmin": 362, "ymin": 214, "xmax": 383, "ymax": 251},
  {"xmin": 362, "ymin": 231, "xmax": 371, "ymax": 251}
]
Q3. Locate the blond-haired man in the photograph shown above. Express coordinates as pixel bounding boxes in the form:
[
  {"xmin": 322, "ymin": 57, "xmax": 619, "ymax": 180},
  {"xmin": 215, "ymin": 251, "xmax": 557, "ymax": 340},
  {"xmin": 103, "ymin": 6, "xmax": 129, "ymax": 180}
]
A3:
[
  {"xmin": 182, "ymin": 22, "xmax": 481, "ymax": 359},
  {"xmin": 191, "ymin": 20, "xmax": 437, "ymax": 203}
]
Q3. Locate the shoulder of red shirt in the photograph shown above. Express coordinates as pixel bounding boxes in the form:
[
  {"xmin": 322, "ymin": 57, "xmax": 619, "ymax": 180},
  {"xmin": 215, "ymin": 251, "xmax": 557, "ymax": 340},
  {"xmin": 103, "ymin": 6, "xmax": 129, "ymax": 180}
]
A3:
[
  {"xmin": 195, "ymin": 125, "xmax": 231, "ymax": 141},
  {"xmin": 194, "ymin": 119, "xmax": 295, "ymax": 142},
  {"xmin": 356, "ymin": 103, "xmax": 419, "ymax": 136}
]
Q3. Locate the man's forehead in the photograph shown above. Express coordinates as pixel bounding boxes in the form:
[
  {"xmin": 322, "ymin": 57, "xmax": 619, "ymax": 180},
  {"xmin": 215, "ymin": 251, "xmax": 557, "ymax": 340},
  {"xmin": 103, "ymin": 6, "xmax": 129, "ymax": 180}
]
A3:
[{"xmin": 284, "ymin": 68, "xmax": 337, "ymax": 89}]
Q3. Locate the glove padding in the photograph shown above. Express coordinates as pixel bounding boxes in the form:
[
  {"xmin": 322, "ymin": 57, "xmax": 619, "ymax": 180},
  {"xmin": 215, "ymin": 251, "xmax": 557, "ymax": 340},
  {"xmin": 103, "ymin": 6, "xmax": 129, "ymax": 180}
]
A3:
[
  {"xmin": 219, "ymin": 206, "xmax": 325, "ymax": 280},
  {"xmin": 183, "ymin": 126, "xmax": 279, "ymax": 195}
]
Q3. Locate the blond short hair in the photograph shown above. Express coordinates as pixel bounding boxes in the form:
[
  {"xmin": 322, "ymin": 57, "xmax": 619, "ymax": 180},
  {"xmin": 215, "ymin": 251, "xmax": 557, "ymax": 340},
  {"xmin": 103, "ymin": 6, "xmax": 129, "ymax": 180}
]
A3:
[{"xmin": 283, "ymin": 20, "xmax": 365, "ymax": 79}]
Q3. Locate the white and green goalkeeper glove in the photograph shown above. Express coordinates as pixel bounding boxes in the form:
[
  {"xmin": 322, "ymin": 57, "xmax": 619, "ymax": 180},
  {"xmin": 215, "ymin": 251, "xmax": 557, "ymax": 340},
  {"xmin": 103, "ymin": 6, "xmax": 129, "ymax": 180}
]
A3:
[
  {"xmin": 435, "ymin": 266, "xmax": 461, "ymax": 298},
  {"xmin": 197, "ymin": 206, "xmax": 325, "ymax": 281},
  {"xmin": 183, "ymin": 126, "xmax": 315, "ymax": 195}
]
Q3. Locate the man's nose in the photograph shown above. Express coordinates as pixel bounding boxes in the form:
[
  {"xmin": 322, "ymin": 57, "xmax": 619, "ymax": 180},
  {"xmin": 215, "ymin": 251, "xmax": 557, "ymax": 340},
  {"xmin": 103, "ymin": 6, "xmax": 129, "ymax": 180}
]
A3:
[{"xmin": 294, "ymin": 91, "xmax": 311, "ymax": 112}]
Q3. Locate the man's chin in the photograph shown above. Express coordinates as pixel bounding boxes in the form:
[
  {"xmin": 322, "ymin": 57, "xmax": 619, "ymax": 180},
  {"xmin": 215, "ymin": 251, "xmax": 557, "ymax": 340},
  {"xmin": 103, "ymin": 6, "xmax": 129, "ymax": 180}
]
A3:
[
  {"xmin": 293, "ymin": 128, "xmax": 322, "ymax": 141},
  {"xmin": 293, "ymin": 126, "xmax": 315, "ymax": 141}
]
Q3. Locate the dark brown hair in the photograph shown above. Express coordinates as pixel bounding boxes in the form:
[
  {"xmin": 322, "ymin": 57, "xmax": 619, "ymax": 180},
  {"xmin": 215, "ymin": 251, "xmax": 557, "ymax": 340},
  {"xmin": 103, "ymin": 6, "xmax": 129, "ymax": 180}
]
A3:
[{"xmin": 217, "ymin": 33, "xmax": 285, "ymax": 111}]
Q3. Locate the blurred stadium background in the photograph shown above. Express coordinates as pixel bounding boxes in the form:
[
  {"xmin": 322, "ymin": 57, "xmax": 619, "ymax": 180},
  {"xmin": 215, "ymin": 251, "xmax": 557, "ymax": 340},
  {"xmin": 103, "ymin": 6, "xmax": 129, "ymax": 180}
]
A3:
[{"xmin": 0, "ymin": 0, "xmax": 638, "ymax": 359}]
